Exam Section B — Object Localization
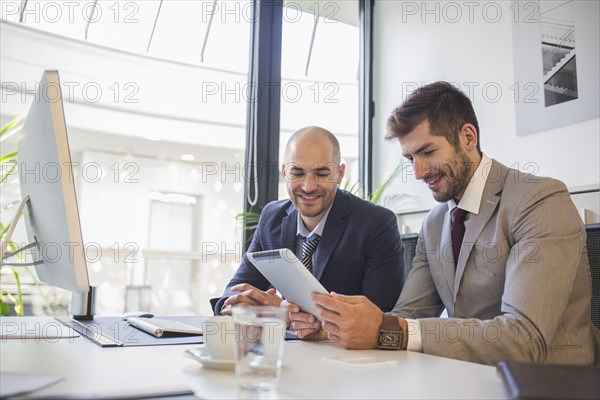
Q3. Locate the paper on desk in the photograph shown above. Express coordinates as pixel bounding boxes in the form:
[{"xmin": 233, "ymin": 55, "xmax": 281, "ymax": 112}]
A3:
[
  {"xmin": 321, "ymin": 356, "xmax": 399, "ymax": 368},
  {"xmin": 47, "ymin": 385, "xmax": 196, "ymax": 399},
  {"xmin": 0, "ymin": 318, "xmax": 79, "ymax": 339},
  {"xmin": 0, "ymin": 371, "xmax": 64, "ymax": 398}
]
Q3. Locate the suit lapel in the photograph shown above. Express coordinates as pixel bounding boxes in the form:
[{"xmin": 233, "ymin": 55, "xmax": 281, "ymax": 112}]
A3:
[
  {"xmin": 281, "ymin": 204, "xmax": 298, "ymax": 253},
  {"xmin": 454, "ymin": 160, "xmax": 507, "ymax": 293},
  {"xmin": 313, "ymin": 190, "xmax": 349, "ymax": 280}
]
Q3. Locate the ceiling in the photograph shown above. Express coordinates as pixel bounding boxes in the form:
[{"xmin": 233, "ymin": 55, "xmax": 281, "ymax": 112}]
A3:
[{"xmin": 1, "ymin": 1, "xmax": 359, "ymax": 163}]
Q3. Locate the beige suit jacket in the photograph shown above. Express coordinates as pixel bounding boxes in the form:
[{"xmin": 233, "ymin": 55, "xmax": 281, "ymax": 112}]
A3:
[{"xmin": 393, "ymin": 160, "xmax": 597, "ymax": 365}]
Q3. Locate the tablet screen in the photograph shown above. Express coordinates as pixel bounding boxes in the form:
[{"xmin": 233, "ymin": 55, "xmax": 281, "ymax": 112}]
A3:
[{"xmin": 247, "ymin": 249, "xmax": 328, "ymax": 319}]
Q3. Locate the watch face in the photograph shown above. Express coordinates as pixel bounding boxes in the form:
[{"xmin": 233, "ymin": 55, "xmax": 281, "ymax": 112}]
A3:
[{"xmin": 379, "ymin": 331, "xmax": 401, "ymax": 348}]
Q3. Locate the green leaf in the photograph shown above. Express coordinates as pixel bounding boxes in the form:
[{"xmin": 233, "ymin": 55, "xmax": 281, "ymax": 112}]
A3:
[
  {"xmin": 11, "ymin": 266, "xmax": 23, "ymax": 316},
  {"xmin": 0, "ymin": 116, "xmax": 23, "ymax": 140},
  {"xmin": 0, "ymin": 221, "xmax": 20, "ymax": 254},
  {"xmin": 340, "ymin": 161, "xmax": 404, "ymax": 204},
  {"xmin": 236, "ymin": 211, "xmax": 261, "ymax": 232},
  {"xmin": 0, "ymin": 117, "xmax": 24, "ymax": 317},
  {"xmin": 0, "ymin": 298, "xmax": 10, "ymax": 316},
  {"xmin": 1, "ymin": 267, "xmax": 24, "ymax": 316},
  {"xmin": 0, "ymin": 152, "xmax": 18, "ymax": 163},
  {"xmin": 0, "ymin": 159, "xmax": 17, "ymax": 184},
  {"xmin": 369, "ymin": 162, "xmax": 404, "ymax": 204}
]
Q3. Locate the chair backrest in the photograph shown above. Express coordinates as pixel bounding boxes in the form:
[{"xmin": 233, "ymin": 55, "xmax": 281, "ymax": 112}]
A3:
[{"xmin": 586, "ymin": 223, "xmax": 600, "ymax": 329}]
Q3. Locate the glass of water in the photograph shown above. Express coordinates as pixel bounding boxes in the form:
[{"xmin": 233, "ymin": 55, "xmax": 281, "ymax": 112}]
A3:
[{"xmin": 232, "ymin": 306, "xmax": 287, "ymax": 391}]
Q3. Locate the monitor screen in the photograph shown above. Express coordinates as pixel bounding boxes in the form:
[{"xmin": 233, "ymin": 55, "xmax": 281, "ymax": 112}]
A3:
[{"xmin": 18, "ymin": 70, "xmax": 90, "ymax": 294}]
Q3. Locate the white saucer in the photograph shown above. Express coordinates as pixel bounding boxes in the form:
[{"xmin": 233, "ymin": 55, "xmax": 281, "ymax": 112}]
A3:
[{"xmin": 184, "ymin": 346, "xmax": 234, "ymax": 371}]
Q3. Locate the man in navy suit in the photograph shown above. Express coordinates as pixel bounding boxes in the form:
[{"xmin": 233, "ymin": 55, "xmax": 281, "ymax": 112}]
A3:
[{"xmin": 213, "ymin": 126, "xmax": 404, "ymax": 318}]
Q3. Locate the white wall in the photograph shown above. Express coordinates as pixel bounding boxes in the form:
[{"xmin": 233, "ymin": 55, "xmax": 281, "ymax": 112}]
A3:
[{"xmin": 372, "ymin": 1, "xmax": 600, "ymax": 213}]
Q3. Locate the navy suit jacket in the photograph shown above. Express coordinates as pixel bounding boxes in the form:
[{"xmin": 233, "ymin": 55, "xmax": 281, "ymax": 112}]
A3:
[{"xmin": 213, "ymin": 189, "xmax": 404, "ymax": 314}]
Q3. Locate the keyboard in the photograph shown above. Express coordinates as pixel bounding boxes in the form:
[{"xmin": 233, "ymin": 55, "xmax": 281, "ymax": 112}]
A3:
[{"xmin": 126, "ymin": 317, "xmax": 203, "ymax": 338}]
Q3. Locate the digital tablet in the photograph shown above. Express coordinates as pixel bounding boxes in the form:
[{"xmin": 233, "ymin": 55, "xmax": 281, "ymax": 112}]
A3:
[{"xmin": 247, "ymin": 248, "xmax": 329, "ymax": 319}]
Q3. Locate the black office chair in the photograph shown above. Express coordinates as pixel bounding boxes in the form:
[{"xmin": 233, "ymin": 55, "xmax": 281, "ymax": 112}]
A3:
[{"xmin": 586, "ymin": 224, "xmax": 600, "ymax": 329}]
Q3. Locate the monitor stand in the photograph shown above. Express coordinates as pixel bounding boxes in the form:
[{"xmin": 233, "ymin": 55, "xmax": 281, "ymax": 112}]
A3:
[{"xmin": 72, "ymin": 286, "xmax": 96, "ymax": 321}]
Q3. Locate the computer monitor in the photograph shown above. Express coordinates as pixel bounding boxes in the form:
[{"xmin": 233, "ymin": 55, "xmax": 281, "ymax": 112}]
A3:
[{"xmin": 1, "ymin": 70, "xmax": 94, "ymax": 319}]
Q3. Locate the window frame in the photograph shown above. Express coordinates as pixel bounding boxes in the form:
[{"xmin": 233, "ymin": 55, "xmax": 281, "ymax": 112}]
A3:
[{"xmin": 242, "ymin": 0, "xmax": 374, "ymax": 250}]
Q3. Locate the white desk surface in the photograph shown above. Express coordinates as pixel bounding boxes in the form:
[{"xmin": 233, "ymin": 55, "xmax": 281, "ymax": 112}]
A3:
[{"xmin": 0, "ymin": 317, "xmax": 508, "ymax": 399}]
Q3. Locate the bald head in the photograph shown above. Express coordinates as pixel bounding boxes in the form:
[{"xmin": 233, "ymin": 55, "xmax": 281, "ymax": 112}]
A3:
[
  {"xmin": 281, "ymin": 126, "xmax": 345, "ymax": 230},
  {"xmin": 284, "ymin": 126, "xmax": 341, "ymax": 165}
]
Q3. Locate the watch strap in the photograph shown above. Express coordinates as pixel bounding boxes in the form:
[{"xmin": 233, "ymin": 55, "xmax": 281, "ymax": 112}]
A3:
[
  {"xmin": 382, "ymin": 313, "xmax": 401, "ymax": 331},
  {"xmin": 399, "ymin": 318, "xmax": 409, "ymax": 350}
]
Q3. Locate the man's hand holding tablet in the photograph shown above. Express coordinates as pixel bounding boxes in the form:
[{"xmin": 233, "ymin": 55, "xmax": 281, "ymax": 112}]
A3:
[
  {"xmin": 246, "ymin": 249, "xmax": 330, "ymax": 338},
  {"xmin": 221, "ymin": 284, "xmax": 282, "ymax": 315},
  {"xmin": 283, "ymin": 299, "xmax": 327, "ymax": 340}
]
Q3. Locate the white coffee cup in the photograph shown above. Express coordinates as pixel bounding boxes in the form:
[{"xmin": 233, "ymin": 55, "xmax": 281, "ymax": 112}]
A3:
[{"xmin": 202, "ymin": 316, "xmax": 235, "ymax": 360}]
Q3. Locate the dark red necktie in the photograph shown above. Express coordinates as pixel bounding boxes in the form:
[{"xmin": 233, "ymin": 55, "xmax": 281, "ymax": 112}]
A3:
[{"xmin": 451, "ymin": 207, "xmax": 468, "ymax": 266}]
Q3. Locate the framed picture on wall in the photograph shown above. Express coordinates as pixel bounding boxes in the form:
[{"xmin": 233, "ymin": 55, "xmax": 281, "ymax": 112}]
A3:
[{"xmin": 511, "ymin": 0, "xmax": 599, "ymax": 136}]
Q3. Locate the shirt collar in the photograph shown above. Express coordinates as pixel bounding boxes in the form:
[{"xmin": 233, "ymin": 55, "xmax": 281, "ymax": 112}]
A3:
[
  {"xmin": 448, "ymin": 153, "xmax": 491, "ymax": 215},
  {"xmin": 297, "ymin": 203, "xmax": 333, "ymax": 239}
]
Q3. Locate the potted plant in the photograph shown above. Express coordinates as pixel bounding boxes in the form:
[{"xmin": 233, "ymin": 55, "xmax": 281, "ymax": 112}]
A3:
[{"xmin": 236, "ymin": 161, "xmax": 409, "ymax": 235}]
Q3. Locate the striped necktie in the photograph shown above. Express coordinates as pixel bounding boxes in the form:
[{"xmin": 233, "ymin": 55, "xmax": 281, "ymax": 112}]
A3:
[{"xmin": 300, "ymin": 235, "xmax": 321, "ymax": 272}]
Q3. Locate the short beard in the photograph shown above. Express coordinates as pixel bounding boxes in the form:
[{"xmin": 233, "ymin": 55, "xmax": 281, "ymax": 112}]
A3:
[{"xmin": 433, "ymin": 149, "xmax": 473, "ymax": 203}]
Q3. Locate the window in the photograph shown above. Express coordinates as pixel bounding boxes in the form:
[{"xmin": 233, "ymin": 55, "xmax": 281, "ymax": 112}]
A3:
[
  {"xmin": 0, "ymin": 0, "xmax": 373, "ymax": 316},
  {"xmin": 278, "ymin": 1, "xmax": 360, "ymax": 199},
  {"xmin": 1, "ymin": 0, "xmax": 252, "ymax": 315}
]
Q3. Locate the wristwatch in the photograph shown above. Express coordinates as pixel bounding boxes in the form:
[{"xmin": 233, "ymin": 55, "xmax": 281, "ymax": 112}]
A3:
[{"xmin": 377, "ymin": 314, "xmax": 404, "ymax": 350}]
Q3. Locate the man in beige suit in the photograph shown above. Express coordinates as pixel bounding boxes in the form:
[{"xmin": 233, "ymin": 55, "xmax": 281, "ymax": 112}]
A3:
[{"xmin": 287, "ymin": 82, "xmax": 598, "ymax": 365}]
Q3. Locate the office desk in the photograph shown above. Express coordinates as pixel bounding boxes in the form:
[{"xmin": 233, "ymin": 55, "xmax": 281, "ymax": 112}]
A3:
[{"xmin": 1, "ymin": 317, "xmax": 508, "ymax": 399}]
